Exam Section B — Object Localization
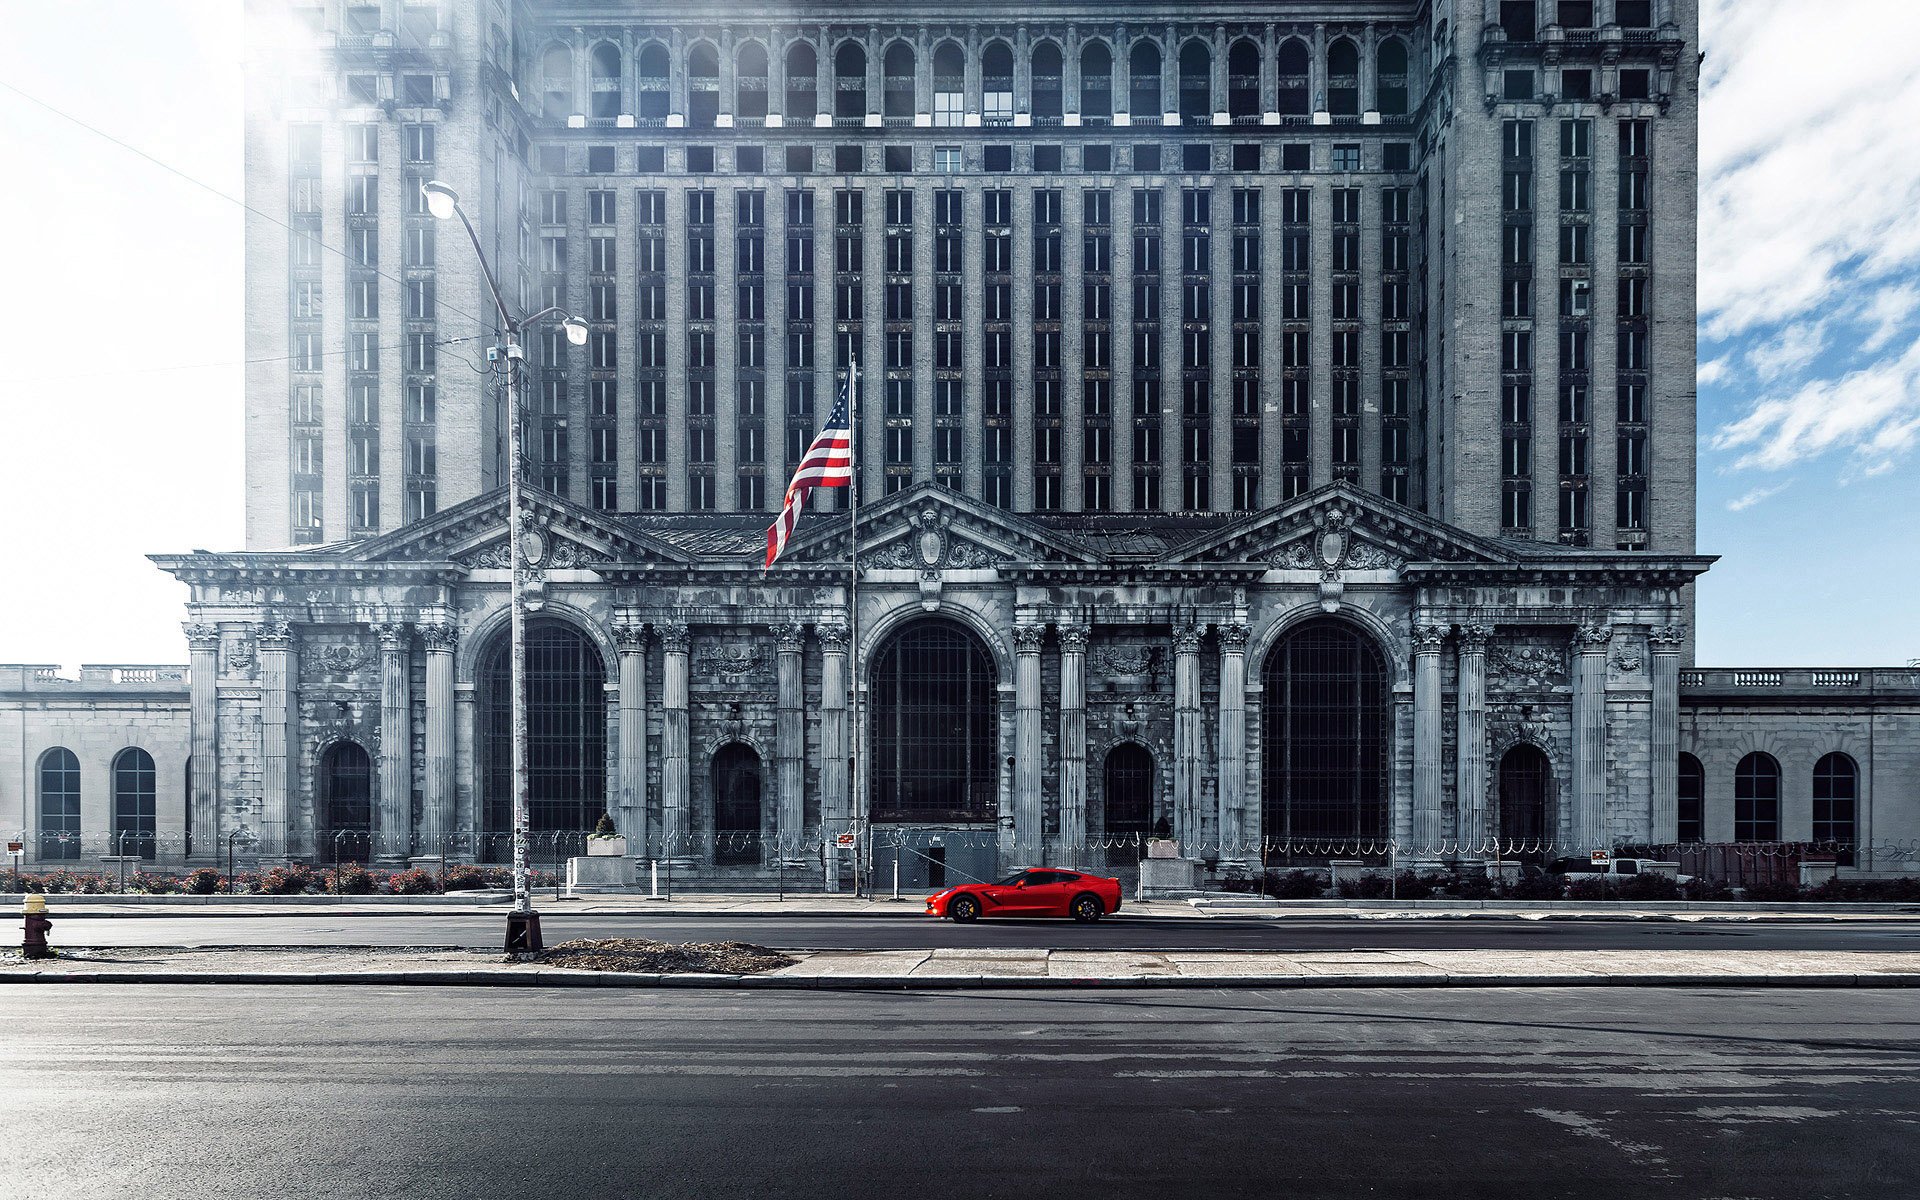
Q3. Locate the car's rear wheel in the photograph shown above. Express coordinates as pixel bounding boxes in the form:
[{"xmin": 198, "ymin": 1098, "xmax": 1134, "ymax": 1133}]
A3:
[
  {"xmin": 1070, "ymin": 893, "xmax": 1104, "ymax": 923},
  {"xmin": 949, "ymin": 895, "xmax": 981, "ymax": 923}
]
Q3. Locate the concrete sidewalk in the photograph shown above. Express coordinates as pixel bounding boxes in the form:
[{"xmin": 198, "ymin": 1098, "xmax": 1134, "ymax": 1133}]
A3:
[{"xmin": 7, "ymin": 945, "xmax": 1920, "ymax": 989}]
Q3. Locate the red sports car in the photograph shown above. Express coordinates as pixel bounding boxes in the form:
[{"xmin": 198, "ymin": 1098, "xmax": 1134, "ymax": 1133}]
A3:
[{"xmin": 926, "ymin": 868, "xmax": 1124, "ymax": 923}]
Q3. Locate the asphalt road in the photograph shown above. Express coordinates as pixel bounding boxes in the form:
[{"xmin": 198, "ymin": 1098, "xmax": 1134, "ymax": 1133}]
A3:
[
  {"xmin": 37, "ymin": 910, "xmax": 1920, "ymax": 951},
  {"xmin": 3, "ymin": 983, "xmax": 1916, "ymax": 1199}
]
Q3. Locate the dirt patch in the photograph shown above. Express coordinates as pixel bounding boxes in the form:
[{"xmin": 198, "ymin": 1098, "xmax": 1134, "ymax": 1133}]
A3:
[{"xmin": 517, "ymin": 938, "xmax": 795, "ymax": 975}]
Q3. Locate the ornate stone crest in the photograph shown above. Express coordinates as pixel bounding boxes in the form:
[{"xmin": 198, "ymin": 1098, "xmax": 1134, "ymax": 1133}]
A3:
[
  {"xmin": 1265, "ymin": 503, "xmax": 1408, "ymax": 612},
  {"xmin": 1489, "ymin": 643, "xmax": 1563, "ymax": 691},
  {"xmin": 698, "ymin": 642, "xmax": 768, "ymax": 682},
  {"xmin": 315, "ymin": 644, "xmax": 368, "ymax": 673}
]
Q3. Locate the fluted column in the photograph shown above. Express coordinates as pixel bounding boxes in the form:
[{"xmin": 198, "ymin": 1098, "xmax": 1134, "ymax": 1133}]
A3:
[
  {"xmin": 775, "ymin": 623, "xmax": 808, "ymax": 863},
  {"xmin": 818, "ymin": 622, "xmax": 848, "ymax": 891},
  {"xmin": 1013, "ymin": 624, "xmax": 1045, "ymax": 862},
  {"xmin": 374, "ymin": 622, "xmax": 413, "ymax": 863},
  {"xmin": 1411, "ymin": 623, "xmax": 1446, "ymax": 862},
  {"xmin": 1216, "ymin": 622, "xmax": 1249, "ymax": 862},
  {"xmin": 614, "ymin": 624, "xmax": 648, "ymax": 858},
  {"xmin": 257, "ymin": 618, "xmax": 293, "ymax": 861},
  {"xmin": 1173, "ymin": 620, "xmax": 1205, "ymax": 852},
  {"xmin": 1057, "ymin": 623, "xmax": 1089, "ymax": 865},
  {"xmin": 660, "ymin": 622, "xmax": 691, "ymax": 863},
  {"xmin": 1570, "ymin": 623, "xmax": 1613, "ymax": 853},
  {"xmin": 421, "ymin": 623, "xmax": 457, "ymax": 859},
  {"xmin": 1454, "ymin": 624, "xmax": 1491, "ymax": 861},
  {"xmin": 1649, "ymin": 624, "xmax": 1685, "ymax": 844},
  {"xmin": 185, "ymin": 622, "xmax": 220, "ymax": 860}
]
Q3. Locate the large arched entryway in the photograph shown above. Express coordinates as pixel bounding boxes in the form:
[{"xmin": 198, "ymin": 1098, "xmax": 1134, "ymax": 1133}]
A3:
[
  {"xmin": 1260, "ymin": 619, "xmax": 1390, "ymax": 854},
  {"xmin": 711, "ymin": 743, "xmax": 763, "ymax": 864},
  {"xmin": 1102, "ymin": 742, "xmax": 1155, "ymax": 866},
  {"xmin": 479, "ymin": 619, "xmax": 608, "ymax": 860},
  {"xmin": 318, "ymin": 741, "xmax": 372, "ymax": 862},
  {"xmin": 1497, "ymin": 743, "xmax": 1552, "ymax": 857},
  {"xmin": 869, "ymin": 618, "xmax": 997, "ymax": 822}
]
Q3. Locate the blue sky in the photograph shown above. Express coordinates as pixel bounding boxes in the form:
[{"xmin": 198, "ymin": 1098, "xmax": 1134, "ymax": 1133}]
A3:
[{"xmin": 0, "ymin": 1, "xmax": 1914, "ymax": 668}]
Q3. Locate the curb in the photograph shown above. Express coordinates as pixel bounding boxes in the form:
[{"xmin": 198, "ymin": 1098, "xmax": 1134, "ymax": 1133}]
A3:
[{"xmin": 5, "ymin": 969, "xmax": 1919, "ymax": 990}]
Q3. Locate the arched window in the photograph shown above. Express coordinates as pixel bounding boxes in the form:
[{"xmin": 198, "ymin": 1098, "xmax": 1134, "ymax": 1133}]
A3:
[
  {"xmin": 1227, "ymin": 39, "xmax": 1261, "ymax": 119},
  {"xmin": 785, "ymin": 42, "xmax": 818, "ymax": 122},
  {"xmin": 1813, "ymin": 752, "xmax": 1858, "ymax": 846},
  {"xmin": 882, "ymin": 42, "xmax": 915, "ymax": 119},
  {"xmin": 1497, "ymin": 744, "xmax": 1552, "ymax": 853},
  {"xmin": 1128, "ymin": 41, "xmax": 1162, "ymax": 119},
  {"xmin": 111, "ymin": 747, "xmax": 157, "ymax": 860},
  {"xmin": 833, "ymin": 42, "xmax": 866, "ymax": 121},
  {"xmin": 589, "ymin": 42, "xmax": 622, "ymax": 119},
  {"xmin": 38, "ymin": 747, "xmax": 80, "ymax": 861},
  {"xmin": 981, "ymin": 41, "xmax": 1014, "ymax": 124},
  {"xmin": 1080, "ymin": 42, "xmax": 1113, "ymax": 121},
  {"xmin": 1677, "ymin": 752, "xmax": 1704, "ymax": 842},
  {"xmin": 1031, "ymin": 42, "xmax": 1064, "ymax": 121},
  {"xmin": 711, "ymin": 743, "xmax": 763, "ymax": 864},
  {"xmin": 1734, "ymin": 752, "xmax": 1781, "ymax": 842},
  {"xmin": 1326, "ymin": 38, "xmax": 1360, "ymax": 115},
  {"xmin": 932, "ymin": 41, "xmax": 965, "ymax": 127},
  {"xmin": 319, "ymin": 741, "xmax": 373, "ymax": 863},
  {"xmin": 638, "ymin": 42, "xmax": 671, "ymax": 121},
  {"xmin": 870, "ymin": 619, "xmax": 997, "ymax": 821},
  {"xmin": 479, "ymin": 619, "xmax": 607, "ymax": 859},
  {"xmin": 736, "ymin": 42, "xmax": 769, "ymax": 121},
  {"xmin": 541, "ymin": 45, "xmax": 573, "ymax": 121},
  {"xmin": 1103, "ymin": 743, "xmax": 1155, "ymax": 843},
  {"xmin": 1260, "ymin": 619, "xmax": 1390, "ymax": 849},
  {"xmin": 1276, "ymin": 38, "xmax": 1310, "ymax": 115},
  {"xmin": 688, "ymin": 41, "xmax": 720, "ymax": 127},
  {"xmin": 1376, "ymin": 37, "xmax": 1410, "ymax": 115},
  {"xmin": 1177, "ymin": 39, "xmax": 1211, "ymax": 123}
]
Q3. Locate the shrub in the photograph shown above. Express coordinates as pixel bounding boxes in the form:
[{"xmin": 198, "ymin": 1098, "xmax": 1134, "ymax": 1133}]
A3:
[
  {"xmin": 1741, "ymin": 879, "xmax": 1804, "ymax": 903},
  {"xmin": 1448, "ymin": 872, "xmax": 1498, "ymax": 900},
  {"xmin": 592, "ymin": 812, "xmax": 618, "ymax": 838},
  {"xmin": 1392, "ymin": 870, "xmax": 1437, "ymax": 900},
  {"xmin": 130, "ymin": 871, "xmax": 183, "ymax": 895},
  {"xmin": 320, "ymin": 863, "xmax": 377, "ymax": 895},
  {"xmin": 386, "ymin": 867, "xmax": 443, "ymax": 895},
  {"xmin": 1681, "ymin": 877, "xmax": 1736, "ymax": 901},
  {"xmin": 183, "ymin": 867, "xmax": 225, "ymax": 895},
  {"xmin": 253, "ymin": 864, "xmax": 320, "ymax": 896},
  {"xmin": 1616, "ymin": 872, "xmax": 1681, "ymax": 901},
  {"xmin": 1506, "ymin": 870, "xmax": 1565, "ymax": 900},
  {"xmin": 440, "ymin": 863, "xmax": 490, "ymax": 891},
  {"xmin": 1565, "ymin": 876, "xmax": 1614, "ymax": 901},
  {"xmin": 1334, "ymin": 872, "xmax": 1393, "ymax": 900},
  {"xmin": 1263, "ymin": 869, "xmax": 1324, "ymax": 900}
]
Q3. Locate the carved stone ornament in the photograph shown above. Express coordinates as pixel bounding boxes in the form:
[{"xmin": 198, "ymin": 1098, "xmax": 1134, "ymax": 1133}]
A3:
[
  {"xmin": 316, "ymin": 644, "xmax": 368, "ymax": 673},
  {"xmin": 1489, "ymin": 643, "xmax": 1563, "ymax": 691},
  {"xmin": 372, "ymin": 622, "xmax": 411, "ymax": 652},
  {"xmin": 699, "ymin": 642, "xmax": 768, "ymax": 681},
  {"xmin": 224, "ymin": 638, "xmax": 257, "ymax": 675},
  {"xmin": 1013, "ymin": 625, "xmax": 1047, "ymax": 652},
  {"xmin": 1172, "ymin": 622, "xmax": 1205, "ymax": 655},
  {"xmin": 1648, "ymin": 623, "xmax": 1688, "ymax": 650},
  {"xmin": 1096, "ymin": 646, "xmax": 1154, "ymax": 677},
  {"xmin": 184, "ymin": 623, "xmax": 221, "ymax": 653},
  {"xmin": 1574, "ymin": 623, "xmax": 1614, "ymax": 651},
  {"xmin": 1057, "ymin": 624, "xmax": 1090, "ymax": 653},
  {"xmin": 1612, "ymin": 651, "xmax": 1644, "ymax": 674},
  {"xmin": 1217, "ymin": 623, "xmax": 1250, "ymax": 651},
  {"xmin": 1458, "ymin": 624, "xmax": 1494, "ymax": 652},
  {"xmin": 421, "ymin": 624, "xmax": 460, "ymax": 652},
  {"xmin": 1412, "ymin": 624, "xmax": 1449, "ymax": 652},
  {"xmin": 815, "ymin": 622, "xmax": 848, "ymax": 650},
  {"xmin": 773, "ymin": 623, "xmax": 807, "ymax": 653},
  {"xmin": 658, "ymin": 622, "xmax": 690, "ymax": 654},
  {"xmin": 614, "ymin": 624, "xmax": 648, "ymax": 652}
]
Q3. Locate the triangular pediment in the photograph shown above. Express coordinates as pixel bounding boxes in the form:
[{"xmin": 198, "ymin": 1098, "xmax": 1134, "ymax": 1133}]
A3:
[
  {"xmin": 343, "ymin": 485, "xmax": 692, "ymax": 568},
  {"xmin": 774, "ymin": 482, "xmax": 1104, "ymax": 570},
  {"xmin": 1164, "ymin": 484, "xmax": 1516, "ymax": 570}
]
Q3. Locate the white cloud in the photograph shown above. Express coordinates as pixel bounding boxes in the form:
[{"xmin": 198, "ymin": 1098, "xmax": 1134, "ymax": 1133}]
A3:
[
  {"xmin": 1711, "ymin": 336, "xmax": 1920, "ymax": 472},
  {"xmin": 1860, "ymin": 282, "xmax": 1920, "ymax": 353},
  {"xmin": 1726, "ymin": 481, "xmax": 1791, "ymax": 512},
  {"xmin": 1697, "ymin": 355, "xmax": 1734, "ymax": 387},
  {"xmin": 1744, "ymin": 320, "xmax": 1827, "ymax": 383}
]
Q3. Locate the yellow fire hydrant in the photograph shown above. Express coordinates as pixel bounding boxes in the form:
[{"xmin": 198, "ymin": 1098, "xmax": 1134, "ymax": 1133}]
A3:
[{"xmin": 23, "ymin": 894, "xmax": 53, "ymax": 960}]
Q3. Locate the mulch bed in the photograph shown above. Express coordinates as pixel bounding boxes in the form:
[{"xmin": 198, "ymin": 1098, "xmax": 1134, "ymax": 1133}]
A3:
[{"xmin": 517, "ymin": 938, "xmax": 796, "ymax": 974}]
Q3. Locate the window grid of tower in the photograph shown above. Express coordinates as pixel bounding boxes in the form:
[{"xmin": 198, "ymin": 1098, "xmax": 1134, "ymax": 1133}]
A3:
[
  {"xmin": 1082, "ymin": 188, "xmax": 1113, "ymax": 510},
  {"xmin": 1500, "ymin": 118, "xmax": 1535, "ymax": 534},
  {"xmin": 1229, "ymin": 186, "xmax": 1260, "ymax": 512},
  {"xmin": 1380, "ymin": 186, "xmax": 1411, "ymax": 506},
  {"xmin": 402, "ymin": 125, "xmax": 439, "ymax": 523},
  {"xmin": 1131, "ymin": 187, "xmax": 1163, "ymax": 510},
  {"xmin": 686, "ymin": 187, "xmax": 717, "ymax": 510},
  {"xmin": 635, "ymin": 187, "xmax": 668, "ymax": 510},
  {"xmin": 586, "ymin": 187, "xmax": 619, "ymax": 511},
  {"xmin": 982, "ymin": 188, "xmax": 1013, "ymax": 508},
  {"xmin": 1034, "ymin": 187, "xmax": 1065, "ymax": 509},
  {"xmin": 535, "ymin": 190, "xmax": 570, "ymax": 496},
  {"xmin": 883, "ymin": 187, "xmax": 915, "ymax": 497},
  {"xmin": 1280, "ymin": 186, "xmax": 1310, "ymax": 499},
  {"xmin": 288, "ymin": 122, "xmax": 324, "ymax": 544},
  {"xmin": 931, "ymin": 188, "xmax": 964, "ymax": 489},
  {"xmin": 831, "ymin": 186, "xmax": 863, "ymax": 508},
  {"xmin": 1179, "ymin": 186, "xmax": 1211, "ymax": 511},
  {"xmin": 782, "ymin": 188, "xmax": 816, "ymax": 504},
  {"xmin": 1616, "ymin": 118, "xmax": 1653, "ymax": 549},
  {"xmin": 346, "ymin": 122, "xmax": 381, "ymax": 534},
  {"xmin": 736, "ymin": 188, "xmax": 766, "ymax": 511},
  {"xmin": 1556, "ymin": 117, "xmax": 1592, "ymax": 547},
  {"xmin": 1329, "ymin": 185, "xmax": 1361, "ymax": 486}
]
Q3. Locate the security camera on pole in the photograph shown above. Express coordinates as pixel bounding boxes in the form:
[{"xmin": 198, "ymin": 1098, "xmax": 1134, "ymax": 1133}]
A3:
[{"xmin": 422, "ymin": 181, "xmax": 588, "ymax": 955}]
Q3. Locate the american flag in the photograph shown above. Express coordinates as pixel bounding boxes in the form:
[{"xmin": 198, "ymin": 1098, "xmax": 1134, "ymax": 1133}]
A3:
[{"xmin": 764, "ymin": 372, "xmax": 854, "ymax": 567}]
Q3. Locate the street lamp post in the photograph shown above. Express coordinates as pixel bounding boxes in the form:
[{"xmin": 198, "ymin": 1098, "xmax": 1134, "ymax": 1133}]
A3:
[{"xmin": 423, "ymin": 180, "xmax": 587, "ymax": 955}]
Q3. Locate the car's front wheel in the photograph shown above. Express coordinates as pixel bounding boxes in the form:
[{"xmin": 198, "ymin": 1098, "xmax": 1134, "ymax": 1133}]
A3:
[
  {"xmin": 1070, "ymin": 893, "xmax": 1105, "ymax": 923},
  {"xmin": 949, "ymin": 895, "xmax": 981, "ymax": 923}
]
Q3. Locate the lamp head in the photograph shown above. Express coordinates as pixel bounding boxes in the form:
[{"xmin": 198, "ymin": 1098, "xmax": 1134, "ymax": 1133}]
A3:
[
  {"xmin": 421, "ymin": 180, "xmax": 460, "ymax": 220},
  {"xmin": 561, "ymin": 317, "xmax": 590, "ymax": 347}
]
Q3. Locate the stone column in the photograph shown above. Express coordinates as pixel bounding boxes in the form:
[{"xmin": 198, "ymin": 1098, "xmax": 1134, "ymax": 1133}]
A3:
[
  {"xmin": 818, "ymin": 622, "xmax": 848, "ymax": 891},
  {"xmin": 258, "ymin": 618, "xmax": 294, "ymax": 861},
  {"xmin": 1570, "ymin": 623, "xmax": 1613, "ymax": 853},
  {"xmin": 184, "ymin": 622, "xmax": 220, "ymax": 860},
  {"xmin": 1216, "ymin": 622, "xmax": 1249, "ymax": 863},
  {"xmin": 775, "ymin": 623, "xmax": 808, "ymax": 864},
  {"xmin": 421, "ymin": 623, "xmax": 457, "ymax": 860},
  {"xmin": 1057, "ymin": 623, "xmax": 1089, "ymax": 866},
  {"xmin": 660, "ymin": 622, "xmax": 691, "ymax": 864},
  {"xmin": 374, "ymin": 622, "xmax": 413, "ymax": 863},
  {"xmin": 1453, "ymin": 624, "xmax": 1491, "ymax": 862},
  {"xmin": 614, "ymin": 624, "xmax": 649, "ymax": 858},
  {"xmin": 1411, "ymin": 623, "xmax": 1446, "ymax": 862},
  {"xmin": 1649, "ymin": 624, "xmax": 1685, "ymax": 844},
  {"xmin": 1013, "ymin": 624, "xmax": 1045, "ymax": 862},
  {"xmin": 1173, "ymin": 620, "xmax": 1205, "ymax": 853}
]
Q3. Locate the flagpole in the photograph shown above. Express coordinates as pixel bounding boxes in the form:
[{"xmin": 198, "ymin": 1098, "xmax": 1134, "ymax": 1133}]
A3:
[{"xmin": 846, "ymin": 354, "xmax": 861, "ymax": 892}]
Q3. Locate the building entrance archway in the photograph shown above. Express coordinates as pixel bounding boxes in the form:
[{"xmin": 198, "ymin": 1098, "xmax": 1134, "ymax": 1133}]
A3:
[
  {"xmin": 868, "ymin": 617, "xmax": 997, "ymax": 823},
  {"xmin": 319, "ymin": 740, "xmax": 372, "ymax": 862},
  {"xmin": 711, "ymin": 743, "xmax": 763, "ymax": 864},
  {"xmin": 478, "ymin": 619, "xmax": 608, "ymax": 861}
]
